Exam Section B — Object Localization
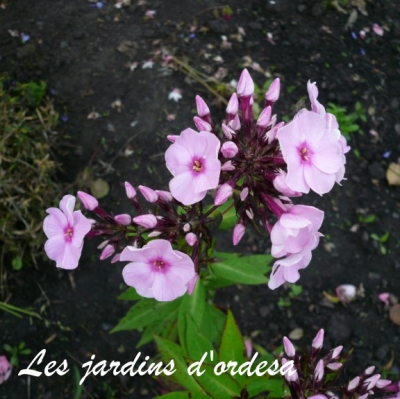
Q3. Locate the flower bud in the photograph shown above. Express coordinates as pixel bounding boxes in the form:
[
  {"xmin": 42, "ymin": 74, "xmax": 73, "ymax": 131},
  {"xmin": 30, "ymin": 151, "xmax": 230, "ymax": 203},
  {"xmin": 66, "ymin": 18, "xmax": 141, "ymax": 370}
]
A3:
[
  {"xmin": 97, "ymin": 239, "xmax": 109, "ymax": 250},
  {"xmin": 364, "ymin": 366, "xmax": 375, "ymax": 375},
  {"xmin": 326, "ymin": 362, "xmax": 342, "ymax": 371},
  {"xmin": 283, "ymin": 337, "xmax": 296, "ymax": 358},
  {"xmin": 155, "ymin": 190, "xmax": 173, "ymax": 202},
  {"xmin": 133, "ymin": 214, "xmax": 158, "ymax": 229},
  {"xmin": 0, "ymin": 356, "xmax": 12, "ymax": 384},
  {"xmin": 347, "ymin": 376, "xmax": 360, "ymax": 392},
  {"xmin": 245, "ymin": 208, "xmax": 254, "ymax": 220},
  {"xmin": 193, "ymin": 116, "xmax": 212, "ymax": 132},
  {"xmin": 124, "ymin": 182, "xmax": 137, "ymax": 199},
  {"xmin": 222, "ymin": 124, "xmax": 234, "ymax": 140},
  {"xmin": 195, "ymin": 95, "xmax": 210, "ymax": 117},
  {"xmin": 185, "ymin": 232, "xmax": 197, "ymax": 247},
  {"xmin": 139, "ymin": 185, "xmax": 158, "ymax": 203},
  {"xmin": 314, "ymin": 359, "xmax": 325, "ymax": 383},
  {"xmin": 148, "ymin": 230, "xmax": 161, "ymax": 237},
  {"xmin": 265, "ymin": 77, "xmax": 280, "ymax": 104},
  {"xmin": 111, "ymin": 253, "xmax": 120, "ymax": 263},
  {"xmin": 312, "ymin": 329, "xmax": 325, "ymax": 350},
  {"xmin": 282, "ymin": 358, "xmax": 299, "ymax": 382},
  {"xmin": 221, "ymin": 141, "xmax": 238, "ymax": 158},
  {"xmin": 78, "ymin": 191, "xmax": 98, "ymax": 211},
  {"xmin": 100, "ymin": 244, "xmax": 115, "ymax": 260},
  {"xmin": 229, "ymin": 114, "xmax": 241, "ymax": 131},
  {"xmin": 214, "ymin": 183, "xmax": 233, "ymax": 206},
  {"xmin": 240, "ymin": 187, "xmax": 249, "ymax": 201},
  {"xmin": 331, "ymin": 345, "xmax": 343, "ymax": 359},
  {"xmin": 221, "ymin": 161, "xmax": 235, "ymax": 171},
  {"xmin": 256, "ymin": 106, "xmax": 272, "ymax": 128},
  {"xmin": 233, "ymin": 223, "xmax": 245, "ymax": 245},
  {"xmin": 114, "ymin": 214, "xmax": 132, "ymax": 225},
  {"xmin": 244, "ymin": 338, "xmax": 252, "ymax": 359},
  {"xmin": 364, "ymin": 374, "xmax": 381, "ymax": 391},
  {"xmin": 226, "ymin": 93, "xmax": 239, "ymax": 115},
  {"xmin": 376, "ymin": 379, "xmax": 392, "ymax": 388},
  {"xmin": 237, "ymin": 68, "xmax": 254, "ymax": 97}
]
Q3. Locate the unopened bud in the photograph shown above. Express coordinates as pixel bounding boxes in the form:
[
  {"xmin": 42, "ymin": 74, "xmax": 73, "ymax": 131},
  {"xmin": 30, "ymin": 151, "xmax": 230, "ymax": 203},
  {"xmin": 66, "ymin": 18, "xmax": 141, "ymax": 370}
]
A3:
[
  {"xmin": 193, "ymin": 116, "xmax": 212, "ymax": 132},
  {"xmin": 257, "ymin": 106, "xmax": 272, "ymax": 128},
  {"xmin": 214, "ymin": 183, "xmax": 233, "ymax": 206},
  {"xmin": 111, "ymin": 253, "xmax": 120, "ymax": 263},
  {"xmin": 78, "ymin": 191, "xmax": 99, "ymax": 211},
  {"xmin": 222, "ymin": 124, "xmax": 234, "ymax": 140},
  {"xmin": 326, "ymin": 362, "xmax": 342, "ymax": 371},
  {"xmin": 133, "ymin": 214, "xmax": 158, "ymax": 229},
  {"xmin": 185, "ymin": 232, "xmax": 197, "ymax": 247},
  {"xmin": 155, "ymin": 190, "xmax": 173, "ymax": 202},
  {"xmin": 100, "ymin": 244, "xmax": 115, "ymax": 260},
  {"xmin": 229, "ymin": 114, "xmax": 241, "ymax": 131},
  {"xmin": 237, "ymin": 68, "xmax": 254, "ymax": 97},
  {"xmin": 245, "ymin": 208, "xmax": 254, "ymax": 220},
  {"xmin": 226, "ymin": 93, "xmax": 239, "ymax": 115},
  {"xmin": 97, "ymin": 240, "xmax": 109, "ymax": 250},
  {"xmin": 283, "ymin": 337, "xmax": 296, "ymax": 358},
  {"xmin": 331, "ymin": 345, "xmax": 343, "ymax": 359},
  {"xmin": 240, "ymin": 187, "xmax": 249, "ymax": 201},
  {"xmin": 148, "ymin": 230, "xmax": 161, "ymax": 237},
  {"xmin": 376, "ymin": 379, "xmax": 392, "ymax": 389},
  {"xmin": 233, "ymin": 223, "xmax": 245, "ymax": 245},
  {"xmin": 364, "ymin": 366, "xmax": 375, "ymax": 375},
  {"xmin": 347, "ymin": 376, "xmax": 360, "ymax": 392},
  {"xmin": 314, "ymin": 359, "xmax": 325, "ymax": 383},
  {"xmin": 139, "ymin": 185, "xmax": 158, "ymax": 203},
  {"xmin": 312, "ymin": 329, "xmax": 325, "ymax": 350},
  {"xmin": 114, "ymin": 214, "xmax": 132, "ymax": 225},
  {"xmin": 195, "ymin": 95, "xmax": 210, "ymax": 117},
  {"xmin": 183, "ymin": 223, "xmax": 191, "ymax": 232},
  {"xmin": 221, "ymin": 141, "xmax": 238, "ymax": 158},
  {"xmin": 265, "ymin": 77, "xmax": 280, "ymax": 104},
  {"xmin": 187, "ymin": 274, "xmax": 199, "ymax": 295},
  {"xmin": 124, "ymin": 182, "xmax": 137, "ymax": 199},
  {"xmin": 221, "ymin": 161, "xmax": 235, "ymax": 171}
]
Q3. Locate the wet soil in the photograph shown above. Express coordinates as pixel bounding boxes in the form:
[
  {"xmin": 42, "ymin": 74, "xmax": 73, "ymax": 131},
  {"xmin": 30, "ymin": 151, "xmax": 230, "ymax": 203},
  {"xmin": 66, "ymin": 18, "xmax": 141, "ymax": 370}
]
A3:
[{"xmin": 1, "ymin": 0, "xmax": 400, "ymax": 398}]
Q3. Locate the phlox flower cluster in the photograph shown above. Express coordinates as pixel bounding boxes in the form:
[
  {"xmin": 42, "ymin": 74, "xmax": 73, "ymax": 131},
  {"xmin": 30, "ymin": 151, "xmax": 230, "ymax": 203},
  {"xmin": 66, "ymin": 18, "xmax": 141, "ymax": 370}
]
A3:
[
  {"xmin": 43, "ymin": 69, "xmax": 349, "ymax": 301},
  {"xmin": 281, "ymin": 330, "xmax": 400, "ymax": 399}
]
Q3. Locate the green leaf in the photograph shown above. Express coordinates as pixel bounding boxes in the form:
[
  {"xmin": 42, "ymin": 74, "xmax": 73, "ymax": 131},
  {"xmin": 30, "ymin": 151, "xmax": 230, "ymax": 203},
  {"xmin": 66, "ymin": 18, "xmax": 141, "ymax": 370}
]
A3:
[
  {"xmin": 185, "ymin": 314, "xmax": 215, "ymax": 364},
  {"xmin": 209, "ymin": 253, "xmax": 272, "ymax": 285},
  {"xmin": 117, "ymin": 287, "xmax": 142, "ymax": 301},
  {"xmin": 178, "ymin": 280, "xmax": 206, "ymax": 354},
  {"xmin": 73, "ymin": 366, "xmax": 83, "ymax": 399},
  {"xmin": 193, "ymin": 363, "xmax": 241, "ymax": 399},
  {"xmin": 154, "ymin": 336, "xmax": 204, "ymax": 394},
  {"xmin": 155, "ymin": 392, "xmax": 211, "ymax": 399},
  {"xmin": 111, "ymin": 297, "xmax": 181, "ymax": 333},
  {"xmin": 136, "ymin": 307, "xmax": 179, "ymax": 347},
  {"xmin": 218, "ymin": 200, "xmax": 238, "ymax": 230},
  {"xmin": 247, "ymin": 377, "xmax": 285, "ymax": 398},
  {"xmin": 219, "ymin": 310, "xmax": 246, "ymax": 364},
  {"xmin": 3, "ymin": 344, "xmax": 12, "ymax": 352},
  {"xmin": 199, "ymin": 304, "xmax": 226, "ymax": 347}
]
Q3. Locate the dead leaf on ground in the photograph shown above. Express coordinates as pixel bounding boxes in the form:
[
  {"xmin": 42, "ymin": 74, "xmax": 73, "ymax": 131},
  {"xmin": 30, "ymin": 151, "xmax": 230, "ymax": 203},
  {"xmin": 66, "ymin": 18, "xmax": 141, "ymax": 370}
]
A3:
[{"xmin": 386, "ymin": 163, "xmax": 400, "ymax": 185}]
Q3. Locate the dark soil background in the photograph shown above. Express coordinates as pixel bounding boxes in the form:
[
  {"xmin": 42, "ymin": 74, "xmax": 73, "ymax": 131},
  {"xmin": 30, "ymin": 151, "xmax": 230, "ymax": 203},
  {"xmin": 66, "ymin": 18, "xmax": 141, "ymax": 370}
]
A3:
[{"xmin": 1, "ymin": 0, "xmax": 400, "ymax": 398}]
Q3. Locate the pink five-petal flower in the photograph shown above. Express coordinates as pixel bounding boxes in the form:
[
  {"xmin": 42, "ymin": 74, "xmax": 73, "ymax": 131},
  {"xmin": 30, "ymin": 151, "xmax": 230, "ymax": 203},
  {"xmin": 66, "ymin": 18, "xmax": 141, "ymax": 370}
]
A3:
[
  {"xmin": 277, "ymin": 110, "xmax": 344, "ymax": 195},
  {"xmin": 165, "ymin": 128, "xmax": 221, "ymax": 205},
  {"xmin": 0, "ymin": 356, "xmax": 12, "ymax": 384},
  {"xmin": 43, "ymin": 195, "xmax": 92, "ymax": 270},
  {"xmin": 120, "ymin": 239, "xmax": 196, "ymax": 302}
]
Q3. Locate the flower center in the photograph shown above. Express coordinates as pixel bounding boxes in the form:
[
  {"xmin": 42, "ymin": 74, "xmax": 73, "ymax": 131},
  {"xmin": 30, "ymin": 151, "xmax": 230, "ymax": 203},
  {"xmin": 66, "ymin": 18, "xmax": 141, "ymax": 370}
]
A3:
[
  {"xmin": 192, "ymin": 160, "xmax": 203, "ymax": 172},
  {"xmin": 64, "ymin": 226, "xmax": 74, "ymax": 242},
  {"xmin": 153, "ymin": 260, "xmax": 165, "ymax": 269},
  {"xmin": 300, "ymin": 147, "xmax": 309, "ymax": 161}
]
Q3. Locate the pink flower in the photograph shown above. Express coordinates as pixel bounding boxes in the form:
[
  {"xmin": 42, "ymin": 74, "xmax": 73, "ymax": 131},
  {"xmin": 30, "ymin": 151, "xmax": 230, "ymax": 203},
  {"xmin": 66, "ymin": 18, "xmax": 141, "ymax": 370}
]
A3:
[
  {"xmin": 165, "ymin": 128, "xmax": 221, "ymax": 205},
  {"xmin": 268, "ymin": 205, "xmax": 323, "ymax": 289},
  {"xmin": 268, "ymin": 250, "xmax": 312, "ymax": 290},
  {"xmin": 120, "ymin": 239, "xmax": 196, "ymax": 301},
  {"xmin": 0, "ymin": 356, "xmax": 12, "ymax": 384},
  {"xmin": 277, "ymin": 110, "xmax": 344, "ymax": 195},
  {"xmin": 43, "ymin": 195, "xmax": 92, "ymax": 269},
  {"xmin": 270, "ymin": 204, "xmax": 324, "ymax": 258}
]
